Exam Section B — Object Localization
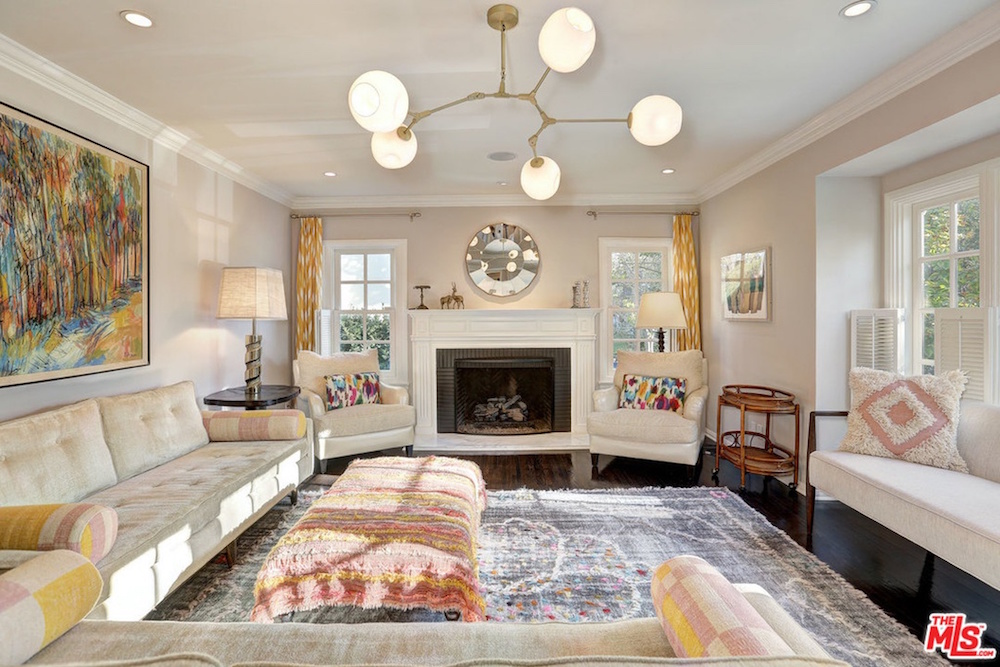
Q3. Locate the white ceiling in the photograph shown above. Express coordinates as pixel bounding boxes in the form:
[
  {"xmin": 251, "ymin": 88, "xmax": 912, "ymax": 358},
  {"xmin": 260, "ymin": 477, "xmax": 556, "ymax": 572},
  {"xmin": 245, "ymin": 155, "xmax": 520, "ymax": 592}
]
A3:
[{"xmin": 1, "ymin": 0, "xmax": 998, "ymax": 208}]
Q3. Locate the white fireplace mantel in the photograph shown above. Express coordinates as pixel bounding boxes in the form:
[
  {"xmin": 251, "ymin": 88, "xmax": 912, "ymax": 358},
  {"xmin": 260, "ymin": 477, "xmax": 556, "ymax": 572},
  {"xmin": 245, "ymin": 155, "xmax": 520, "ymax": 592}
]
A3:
[{"xmin": 409, "ymin": 309, "xmax": 601, "ymax": 435}]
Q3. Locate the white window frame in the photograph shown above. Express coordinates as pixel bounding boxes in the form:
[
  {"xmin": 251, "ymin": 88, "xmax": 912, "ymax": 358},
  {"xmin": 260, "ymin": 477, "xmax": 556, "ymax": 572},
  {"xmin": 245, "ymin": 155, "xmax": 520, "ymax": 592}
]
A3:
[
  {"xmin": 884, "ymin": 157, "xmax": 1000, "ymax": 403},
  {"xmin": 322, "ymin": 239, "xmax": 408, "ymax": 385},
  {"xmin": 910, "ymin": 189, "xmax": 980, "ymax": 374},
  {"xmin": 597, "ymin": 237, "xmax": 672, "ymax": 385}
]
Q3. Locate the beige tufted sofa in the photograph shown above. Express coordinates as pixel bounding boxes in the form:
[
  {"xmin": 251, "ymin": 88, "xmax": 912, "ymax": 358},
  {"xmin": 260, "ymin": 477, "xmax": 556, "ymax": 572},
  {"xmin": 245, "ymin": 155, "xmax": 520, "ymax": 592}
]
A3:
[{"xmin": 0, "ymin": 381, "xmax": 312, "ymax": 620}]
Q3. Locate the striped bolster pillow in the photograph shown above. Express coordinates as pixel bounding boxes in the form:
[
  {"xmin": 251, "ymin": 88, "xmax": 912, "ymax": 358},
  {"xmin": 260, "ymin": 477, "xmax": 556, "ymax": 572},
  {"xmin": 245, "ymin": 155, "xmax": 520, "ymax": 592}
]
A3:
[
  {"xmin": 202, "ymin": 409, "xmax": 307, "ymax": 441},
  {"xmin": 0, "ymin": 550, "xmax": 102, "ymax": 665},
  {"xmin": 0, "ymin": 504, "xmax": 118, "ymax": 564},
  {"xmin": 651, "ymin": 555, "xmax": 793, "ymax": 657}
]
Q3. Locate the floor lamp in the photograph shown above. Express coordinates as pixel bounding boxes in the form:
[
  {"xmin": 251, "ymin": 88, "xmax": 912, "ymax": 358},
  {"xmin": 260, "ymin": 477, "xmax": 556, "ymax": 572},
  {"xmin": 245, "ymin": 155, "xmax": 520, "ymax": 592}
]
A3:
[
  {"xmin": 637, "ymin": 292, "xmax": 688, "ymax": 353},
  {"xmin": 217, "ymin": 267, "xmax": 287, "ymax": 396}
]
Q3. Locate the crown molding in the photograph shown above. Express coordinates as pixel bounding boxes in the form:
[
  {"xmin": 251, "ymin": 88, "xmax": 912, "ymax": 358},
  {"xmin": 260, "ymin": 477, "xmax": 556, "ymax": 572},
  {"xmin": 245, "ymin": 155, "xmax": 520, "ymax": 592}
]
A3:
[
  {"xmin": 291, "ymin": 191, "xmax": 701, "ymax": 212},
  {"xmin": 696, "ymin": 3, "xmax": 1000, "ymax": 203},
  {"xmin": 0, "ymin": 34, "xmax": 293, "ymax": 207}
]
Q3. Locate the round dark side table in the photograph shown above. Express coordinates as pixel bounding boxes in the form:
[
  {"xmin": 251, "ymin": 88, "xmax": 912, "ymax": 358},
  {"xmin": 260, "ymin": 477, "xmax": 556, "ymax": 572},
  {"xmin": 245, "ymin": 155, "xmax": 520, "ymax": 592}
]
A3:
[{"xmin": 203, "ymin": 384, "xmax": 300, "ymax": 410}]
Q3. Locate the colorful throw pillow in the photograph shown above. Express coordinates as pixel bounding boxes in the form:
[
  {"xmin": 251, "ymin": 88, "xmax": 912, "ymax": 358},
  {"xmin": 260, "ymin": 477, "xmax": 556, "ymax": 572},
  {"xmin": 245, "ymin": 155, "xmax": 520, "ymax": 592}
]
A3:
[
  {"xmin": 0, "ymin": 503, "xmax": 118, "ymax": 564},
  {"xmin": 651, "ymin": 555, "xmax": 793, "ymax": 657},
  {"xmin": 325, "ymin": 372, "xmax": 382, "ymax": 410},
  {"xmin": 839, "ymin": 367, "xmax": 968, "ymax": 472},
  {"xmin": 619, "ymin": 374, "xmax": 686, "ymax": 412},
  {"xmin": 202, "ymin": 409, "xmax": 307, "ymax": 441},
  {"xmin": 0, "ymin": 550, "xmax": 103, "ymax": 665}
]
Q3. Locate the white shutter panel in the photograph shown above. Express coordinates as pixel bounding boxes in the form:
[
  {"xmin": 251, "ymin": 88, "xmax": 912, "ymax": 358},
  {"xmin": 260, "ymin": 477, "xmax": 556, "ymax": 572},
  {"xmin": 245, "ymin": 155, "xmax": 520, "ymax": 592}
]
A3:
[
  {"xmin": 851, "ymin": 309, "xmax": 904, "ymax": 373},
  {"xmin": 935, "ymin": 308, "xmax": 991, "ymax": 401},
  {"xmin": 314, "ymin": 309, "xmax": 333, "ymax": 355}
]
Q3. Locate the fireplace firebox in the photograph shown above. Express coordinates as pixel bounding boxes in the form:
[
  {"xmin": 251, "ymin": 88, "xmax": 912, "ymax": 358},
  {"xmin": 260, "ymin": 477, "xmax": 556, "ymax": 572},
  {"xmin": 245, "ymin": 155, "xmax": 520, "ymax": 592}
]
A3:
[{"xmin": 437, "ymin": 347, "xmax": 571, "ymax": 434}]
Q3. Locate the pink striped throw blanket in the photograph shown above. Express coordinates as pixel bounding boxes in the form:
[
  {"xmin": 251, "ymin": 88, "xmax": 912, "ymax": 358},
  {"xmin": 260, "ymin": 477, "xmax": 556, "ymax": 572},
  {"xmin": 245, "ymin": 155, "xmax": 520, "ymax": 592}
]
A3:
[{"xmin": 252, "ymin": 455, "xmax": 487, "ymax": 622}]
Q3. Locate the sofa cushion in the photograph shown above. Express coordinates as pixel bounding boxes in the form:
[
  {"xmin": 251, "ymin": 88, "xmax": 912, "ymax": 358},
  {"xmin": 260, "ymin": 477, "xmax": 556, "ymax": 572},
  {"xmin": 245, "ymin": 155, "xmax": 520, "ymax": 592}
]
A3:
[
  {"xmin": 0, "ymin": 550, "xmax": 102, "ymax": 665},
  {"xmin": 0, "ymin": 504, "xmax": 117, "ymax": 563},
  {"xmin": 810, "ymin": 450, "xmax": 1000, "ymax": 591},
  {"xmin": 587, "ymin": 408, "xmax": 699, "ymax": 444},
  {"xmin": 83, "ymin": 439, "xmax": 308, "ymax": 616},
  {"xmin": 651, "ymin": 555, "xmax": 792, "ymax": 657},
  {"xmin": 324, "ymin": 372, "xmax": 381, "ymax": 410},
  {"xmin": 97, "ymin": 382, "xmax": 210, "ymax": 482},
  {"xmin": 956, "ymin": 400, "xmax": 1000, "ymax": 484},
  {"xmin": 0, "ymin": 400, "xmax": 117, "ymax": 505},
  {"xmin": 313, "ymin": 403, "xmax": 416, "ymax": 438},
  {"xmin": 297, "ymin": 349, "xmax": 379, "ymax": 400},
  {"xmin": 839, "ymin": 367, "xmax": 968, "ymax": 472},
  {"xmin": 26, "ymin": 656, "xmax": 221, "ymax": 667},
  {"xmin": 202, "ymin": 410, "xmax": 306, "ymax": 442},
  {"xmin": 619, "ymin": 375, "xmax": 686, "ymax": 412},
  {"xmin": 615, "ymin": 350, "xmax": 704, "ymax": 395}
]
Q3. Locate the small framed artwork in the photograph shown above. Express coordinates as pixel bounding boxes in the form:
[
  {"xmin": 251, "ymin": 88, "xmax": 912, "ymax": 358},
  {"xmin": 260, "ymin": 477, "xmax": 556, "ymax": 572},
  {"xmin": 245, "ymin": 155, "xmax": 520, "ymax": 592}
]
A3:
[
  {"xmin": 721, "ymin": 247, "xmax": 771, "ymax": 321},
  {"xmin": 0, "ymin": 102, "xmax": 149, "ymax": 387}
]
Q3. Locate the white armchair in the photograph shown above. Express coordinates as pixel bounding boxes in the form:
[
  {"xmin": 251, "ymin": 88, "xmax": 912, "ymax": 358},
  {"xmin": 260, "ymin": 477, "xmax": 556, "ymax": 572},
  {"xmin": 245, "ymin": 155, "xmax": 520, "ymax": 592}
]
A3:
[
  {"xmin": 587, "ymin": 350, "xmax": 708, "ymax": 476},
  {"xmin": 293, "ymin": 349, "xmax": 416, "ymax": 472}
]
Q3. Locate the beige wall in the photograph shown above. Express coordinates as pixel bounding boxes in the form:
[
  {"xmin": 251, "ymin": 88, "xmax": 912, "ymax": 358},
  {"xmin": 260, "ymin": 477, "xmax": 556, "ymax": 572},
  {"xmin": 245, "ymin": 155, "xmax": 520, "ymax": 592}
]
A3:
[
  {"xmin": 315, "ymin": 207, "xmax": 678, "ymax": 311},
  {"xmin": 0, "ymin": 66, "xmax": 293, "ymax": 422},
  {"xmin": 700, "ymin": 41, "xmax": 1000, "ymax": 482}
]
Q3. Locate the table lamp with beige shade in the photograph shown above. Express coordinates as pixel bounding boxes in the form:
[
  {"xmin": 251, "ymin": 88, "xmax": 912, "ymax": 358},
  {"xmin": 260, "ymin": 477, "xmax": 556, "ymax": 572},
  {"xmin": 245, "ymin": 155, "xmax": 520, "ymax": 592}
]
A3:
[
  {"xmin": 637, "ymin": 291, "xmax": 687, "ymax": 353},
  {"xmin": 217, "ymin": 267, "xmax": 287, "ymax": 396}
]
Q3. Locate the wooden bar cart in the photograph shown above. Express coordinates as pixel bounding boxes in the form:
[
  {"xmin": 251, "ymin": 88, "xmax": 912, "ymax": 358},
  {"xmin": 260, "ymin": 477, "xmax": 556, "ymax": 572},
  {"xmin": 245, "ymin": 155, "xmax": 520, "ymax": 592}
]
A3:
[{"xmin": 713, "ymin": 384, "xmax": 799, "ymax": 491}]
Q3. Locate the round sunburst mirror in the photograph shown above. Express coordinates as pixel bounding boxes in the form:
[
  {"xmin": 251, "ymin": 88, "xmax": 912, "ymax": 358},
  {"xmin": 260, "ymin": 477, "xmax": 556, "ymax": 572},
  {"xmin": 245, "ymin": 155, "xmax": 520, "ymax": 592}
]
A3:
[{"xmin": 466, "ymin": 223, "xmax": 540, "ymax": 297}]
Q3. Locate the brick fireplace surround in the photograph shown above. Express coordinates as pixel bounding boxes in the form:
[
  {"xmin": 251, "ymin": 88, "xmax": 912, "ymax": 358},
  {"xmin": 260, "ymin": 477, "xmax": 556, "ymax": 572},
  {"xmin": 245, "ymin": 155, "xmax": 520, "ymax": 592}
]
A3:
[{"xmin": 409, "ymin": 309, "xmax": 600, "ymax": 452}]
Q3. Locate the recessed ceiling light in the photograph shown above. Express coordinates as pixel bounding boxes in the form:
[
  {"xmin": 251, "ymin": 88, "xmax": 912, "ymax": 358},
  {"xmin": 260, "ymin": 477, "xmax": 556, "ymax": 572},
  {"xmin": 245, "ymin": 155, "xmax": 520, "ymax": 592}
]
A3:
[
  {"xmin": 323, "ymin": 171, "xmax": 337, "ymax": 177},
  {"xmin": 487, "ymin": 151, "xmax": 517, "ymax": 162},
  {"xmin": 840, "ymin": 1, "xmax": 876, "ymax": 18},
  {"xmin": 120, "ymin": 10, "xmax": 153, "ymax": 28},
  {"xmin": 661, "ymin": 168, "xmax": 675, "ymax": 175},
  {"xmin": 497, "ymin": 181, "xmax": 509, "ymax": 186}
]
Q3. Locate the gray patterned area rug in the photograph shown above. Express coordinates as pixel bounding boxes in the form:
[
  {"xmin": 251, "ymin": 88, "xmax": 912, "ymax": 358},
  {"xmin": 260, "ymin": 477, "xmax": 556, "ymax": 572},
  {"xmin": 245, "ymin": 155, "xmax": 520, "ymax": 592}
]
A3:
[{"xmin": 147, "ymin": 486, "xmax": 945, "ymax": 666}]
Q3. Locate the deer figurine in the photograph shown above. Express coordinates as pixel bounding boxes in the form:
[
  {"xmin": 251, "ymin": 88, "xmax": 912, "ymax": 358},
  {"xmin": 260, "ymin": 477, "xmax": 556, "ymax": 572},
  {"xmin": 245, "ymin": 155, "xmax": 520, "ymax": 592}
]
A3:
[{"xmin": 450, "ymin": 282, "xmax": 464, "ymax": 309}]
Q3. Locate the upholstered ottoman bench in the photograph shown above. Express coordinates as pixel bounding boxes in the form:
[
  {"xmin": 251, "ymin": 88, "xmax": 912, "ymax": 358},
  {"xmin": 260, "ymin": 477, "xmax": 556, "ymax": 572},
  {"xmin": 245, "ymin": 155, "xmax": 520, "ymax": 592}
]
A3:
[{"xmin": 251, "ymin": 455, "xmax": 487, "ymax": 622}]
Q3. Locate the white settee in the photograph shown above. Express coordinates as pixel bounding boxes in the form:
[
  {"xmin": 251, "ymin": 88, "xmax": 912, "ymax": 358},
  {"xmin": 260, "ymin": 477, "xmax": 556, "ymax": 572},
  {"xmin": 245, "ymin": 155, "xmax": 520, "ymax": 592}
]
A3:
[
  {"xmin": 807, "ymin": 400, "xmax": 1000, "ymax": 591},
  {"xmin": 0, "ymin": 381, "xmax": 313, "ymax": 620},
  {"xmin": 10, "ymin": 552, "xmax": 845, "ymax": 667},
  {"xmin": 588, "ymin": 350, "xmax": 709, "ymax": 474}
]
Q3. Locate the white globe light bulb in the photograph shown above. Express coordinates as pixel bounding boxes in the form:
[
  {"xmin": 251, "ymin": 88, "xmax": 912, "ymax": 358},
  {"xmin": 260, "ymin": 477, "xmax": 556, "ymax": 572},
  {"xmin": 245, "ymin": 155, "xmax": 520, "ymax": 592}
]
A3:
[
  {"xmin": 520, "ymin": 156, "xmax": 561, "ymax": 200},
  {"xmin": 538, "ymin": 7, "xmax": 596, "ymax": 73},
  {"xmin": 348, "ymin": 70, "xmax": 409, "ymax": 133},
  {"xmin": 371, "ymin": 127, "xmax": 418, "ymax": 169},
  {"xmin": 629, "ymin": 95, "xmax": 683, "ymax": 146}
]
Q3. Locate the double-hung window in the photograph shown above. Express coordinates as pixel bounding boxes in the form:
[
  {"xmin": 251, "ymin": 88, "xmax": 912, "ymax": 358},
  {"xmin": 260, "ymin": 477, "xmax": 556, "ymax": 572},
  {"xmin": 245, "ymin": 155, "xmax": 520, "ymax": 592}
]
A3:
[
  {"xmin": 598, "ymin": 237, "xmax": 671, "ymax": 383},
  {"xmin": 913, "ymin": 193, "xmax": 980, "ymax": 374},
  {"xmin": 321, "ymin": 240, "xmax": 408, "ymax": 384},
  {"xmin": 885, "ymin": 158, "xmax": 999, "ymax": 403}
]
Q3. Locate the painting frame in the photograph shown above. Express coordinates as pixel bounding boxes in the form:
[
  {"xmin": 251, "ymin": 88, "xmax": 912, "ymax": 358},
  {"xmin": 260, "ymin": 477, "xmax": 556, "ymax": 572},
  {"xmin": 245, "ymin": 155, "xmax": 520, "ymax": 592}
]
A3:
[
  {"xmin": 721, "ymin": 247, "xmax": 771, "ymax": 322},
  {"xmin": 1, "ymin": 101, "xmax": 149, "ymax": 388}
]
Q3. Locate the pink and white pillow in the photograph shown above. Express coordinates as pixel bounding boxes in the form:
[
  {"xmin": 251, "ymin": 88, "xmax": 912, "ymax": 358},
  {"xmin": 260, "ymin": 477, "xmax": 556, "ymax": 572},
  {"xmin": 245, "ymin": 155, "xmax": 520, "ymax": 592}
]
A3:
[{"xmin": 839, "ymin": 367, "xmax": 968, "ymax": 472}]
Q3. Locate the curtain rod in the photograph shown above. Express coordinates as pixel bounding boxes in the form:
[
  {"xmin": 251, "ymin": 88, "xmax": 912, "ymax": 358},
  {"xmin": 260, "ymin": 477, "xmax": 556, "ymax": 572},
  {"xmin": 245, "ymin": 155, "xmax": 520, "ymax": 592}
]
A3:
[
  {"xmin": 291, "ymin": 212, "xmax": 422, "ymax": 222},
  {"xmin": 586, "ymin": 210, "xmax": 699, "ymax": 221}
]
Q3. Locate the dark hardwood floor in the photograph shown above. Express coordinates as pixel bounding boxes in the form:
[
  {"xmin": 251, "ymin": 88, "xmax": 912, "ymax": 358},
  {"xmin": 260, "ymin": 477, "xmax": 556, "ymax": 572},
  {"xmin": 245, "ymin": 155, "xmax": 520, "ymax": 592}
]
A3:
[{"xmin": 323, "ymin": 444, "xmax": 1000, "ymax": 659}]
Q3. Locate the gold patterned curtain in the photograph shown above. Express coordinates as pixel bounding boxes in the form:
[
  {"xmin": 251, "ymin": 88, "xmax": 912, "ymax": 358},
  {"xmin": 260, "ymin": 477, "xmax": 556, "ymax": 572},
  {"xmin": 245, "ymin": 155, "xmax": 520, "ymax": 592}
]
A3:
[
  {"xmin": 295, "ymin": 217, "xmax": 323, "ymax": 353},
  {"xmin": 672, "ymin": 214, "xmax": 702, "ymax": 351}
]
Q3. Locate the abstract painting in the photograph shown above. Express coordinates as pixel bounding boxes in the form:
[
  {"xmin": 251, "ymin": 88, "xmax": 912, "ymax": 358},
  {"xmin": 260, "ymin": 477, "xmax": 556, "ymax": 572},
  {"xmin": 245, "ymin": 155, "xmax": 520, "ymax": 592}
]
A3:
[
  {"xmin": 721, "ymin": 247, "xmax": 771, "ymax": 321},
  {"xmin": 0, "ymin": 102, "xmax": 149, "ymax": 387}
]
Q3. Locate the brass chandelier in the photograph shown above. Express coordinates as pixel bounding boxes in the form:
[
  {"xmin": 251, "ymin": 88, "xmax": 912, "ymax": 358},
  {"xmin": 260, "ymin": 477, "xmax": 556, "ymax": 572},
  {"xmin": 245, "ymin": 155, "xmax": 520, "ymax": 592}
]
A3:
[{"xmin": 347, "ymin": 4, "xmax": 683, "ymax": 200}]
